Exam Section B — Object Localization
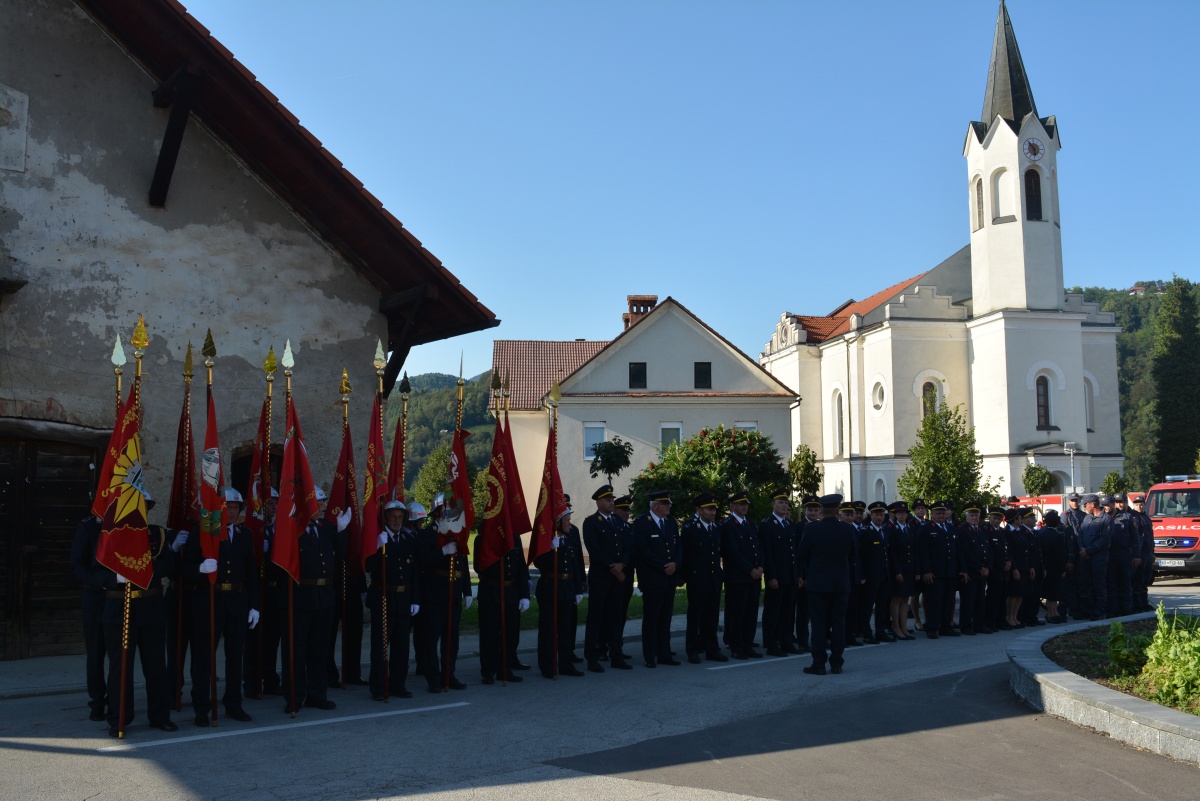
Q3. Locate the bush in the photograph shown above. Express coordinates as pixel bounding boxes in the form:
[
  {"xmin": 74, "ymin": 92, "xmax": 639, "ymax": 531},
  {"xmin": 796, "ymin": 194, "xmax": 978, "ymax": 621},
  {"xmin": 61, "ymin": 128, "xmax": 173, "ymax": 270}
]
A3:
[
  {"xmin": 1142, "ymin": 603, "xmax": 1200, "ymax": 708},
  {"xmin": 1107, "ymin": 620, "xmax": 1150, "ymax": 677}
]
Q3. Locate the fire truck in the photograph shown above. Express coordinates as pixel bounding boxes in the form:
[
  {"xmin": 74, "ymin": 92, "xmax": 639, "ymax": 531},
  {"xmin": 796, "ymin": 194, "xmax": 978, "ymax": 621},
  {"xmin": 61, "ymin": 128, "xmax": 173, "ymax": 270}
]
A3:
[{"xmin": 1148, "ymin": 475, "xmax": 1200, "ymax": 577}]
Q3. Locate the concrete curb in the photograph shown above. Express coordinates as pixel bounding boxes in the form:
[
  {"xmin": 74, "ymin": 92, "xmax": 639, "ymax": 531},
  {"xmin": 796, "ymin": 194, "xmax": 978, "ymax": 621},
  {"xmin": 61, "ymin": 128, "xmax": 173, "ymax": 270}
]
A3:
[{"xmin": 1007, "ymin": 612, "xmax": 1200, "ymax": 765}]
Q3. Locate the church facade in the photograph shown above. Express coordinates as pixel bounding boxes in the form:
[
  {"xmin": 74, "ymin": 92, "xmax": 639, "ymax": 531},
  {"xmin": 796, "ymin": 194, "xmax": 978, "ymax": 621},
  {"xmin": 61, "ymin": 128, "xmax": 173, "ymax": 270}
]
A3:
[{"xmin": 760, "ymin": 3, "xmax": 1122, "ymax": 501}]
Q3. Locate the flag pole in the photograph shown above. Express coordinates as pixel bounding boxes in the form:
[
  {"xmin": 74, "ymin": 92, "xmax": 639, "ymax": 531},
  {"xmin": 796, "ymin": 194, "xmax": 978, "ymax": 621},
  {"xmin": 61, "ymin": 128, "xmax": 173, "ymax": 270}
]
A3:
[
  {"xmin": 492, "ymin": 371, "xmax": 507, "ymax": 686},
  {"xmin": 175, "ymin": 343, "xmax": 193, "ymax": 711},
  {"xmin": 282, "ymin": 341, "xmax": 297, "ymax": 718},
  {"xmin": 254, "ymin": 348, "xmax": 276, "ymax": 698},
  {"xmin": 445, "ymin": 356, "xmax": 464, "ymax": 693},
  {"xmin": 398, "ymin": 370, "xmax": 410, "ymax": 496},
  {"xmin": 549, "ymin": 380, "xmax": 561, "ymax": 680},
  {"xmin": 107, "ymin": 335, "xmax": 124, "ymax": 722},
  {"xmin": 374, "ymin": 344, "xmax": 389, "ymax": 702},
  {"xmin": 202, "ymin": 331, "xmax": 219, "ymax": 727},
  {"xmin": 338, "ymin": 368, "xmax": 352, "ymax": 688}
]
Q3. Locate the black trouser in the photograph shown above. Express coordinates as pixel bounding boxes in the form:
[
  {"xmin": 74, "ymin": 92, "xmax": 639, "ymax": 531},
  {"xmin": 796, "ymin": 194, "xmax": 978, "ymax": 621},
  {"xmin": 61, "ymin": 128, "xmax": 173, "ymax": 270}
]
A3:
[
  {"xmin": 793, "ymin": 586, "xmax": 809, "ymax": 648},
  {"xmin": 421, "ymin": 579, "xmax": 464, "ymax": 688},
  {"xmin": 104, "ymin": 597, "xmax": 170, "ymax": 729},
  {"xmin": 83, "ymin": 588, "xmax": 108, "ymax": 714},
  {"xmin": 640, "ymin": 585, "xmax": 675, "ymax": 663},
  {"xmin": 762, "ymin": 582, "xmax": 796, "ymax": 651},
  {"xmin": 685, "ymin": 584, "xmax": 722, "ymax": 657},
  {"xmin": 1132, "ymin": 559, "xmax": 1151, "ymax": 610},
  {"xmin": 984, "ymin": 574, "xmax": 1007, "ymax": 628},
  {"xmin": 166, "ymin": 584, "xmax": 193, "ymax": 708},
  {"xmin": 283, "ymin": 603, "xmax": 334, "ymax": 705},
  {"xmin": 924, "ymin": 577, "xmax": 955, "ymax": 632},
  {"xmin": 808, "ymin": 591, "xmax": 848, "ymax": 670},
  {"xmin": 478, "ymin": 582, "xmax": 522, "ymax": 680},
  {"xmin": 584, "ymin": 576, "xmax": 626, "ymax": 663},
  {"xmin": 957, "ymin": 573, "xmax": 986, "ymax": 631},
  {"xmin": 369, "ymin": 592, "xmax": 412, "ymax": 696},
  {"xmin": 1106, "ymin": 550, "xmax": 1133, "ymax": 616},
  {"xmin": 1080, "ymin": 552, "xmax": 1109, "ymax": 618},
  {"xmin": 857, "ymin": 579, "xmax": 888, "ymax": 638},
  {"xmin": 724, "ymin": 580, "xmax": 761, "ymax": 653},
  {"xmin": 190, "ymin": 587, "xmax": 249, "ymax": 715},
  {"xmin": 245, "ymin": 580, "xmax": 283, "ymax": 696},
  {"xmin": 845, "ymin": 583, "xmax": 862, "ymax": 639},
  {"xmin": 536, "ymin": 577, "xmax": 576, "ymax": 675},
  {"xmin": 617, "ymin": 583, "xmax": 634, "ymax": 649}
]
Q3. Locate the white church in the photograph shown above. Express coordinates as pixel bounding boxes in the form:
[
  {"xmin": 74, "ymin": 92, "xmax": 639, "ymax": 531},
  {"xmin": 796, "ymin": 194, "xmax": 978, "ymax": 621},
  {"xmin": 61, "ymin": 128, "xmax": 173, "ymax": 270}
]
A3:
[{"xmin": 760, "ymin": 2, "xmax": 1123, "ymax": 501}]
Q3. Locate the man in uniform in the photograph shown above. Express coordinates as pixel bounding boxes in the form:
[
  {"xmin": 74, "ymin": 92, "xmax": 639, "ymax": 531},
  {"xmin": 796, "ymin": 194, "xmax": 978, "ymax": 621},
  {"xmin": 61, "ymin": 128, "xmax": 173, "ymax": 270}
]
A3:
[
  {"xmin": 1061, "ymin": 492, "xmax": 1086, "ymax": 619},
  {"xmin": 366, "ymin": 499, "xmax": 421, "ymax": 700},
  {"xmin": 858, "ymin": 501, "xmax": 892, "ymax": 643},
  {"xmin": 917, "ymin": 500, "xmax": 962, "ymax": 638},
  {"xmin": 983, "ymin": 507, "xmax": 1010, "ymax": 632},
  {"xmin": 681, "ymin": 492, "xmax": 726, "ymax": 663},
  {"xmin": 1077, "ymin": 494, "xmax": 1112, "ymax": 620},
  {"xmin": 70, "ymin": 514, "xmax": 109, "ymax": 722},
  {"xmin": 720, "ymin": 490, "xmax": 763, "ymax": 660},
  {"xmin": 245, "ymin": 489, "xmax": 282, "ymax": 698},
  {"xmin": 534, "ymin": 507, "xmax": 585, "ymax": 678},
  {"xmin": 183, "ymin": 487, "xmax": 260, "ymax": 726},
  {"xmin": 582, "ymin": 484, "xmax": 631, "ymax": 672},
  {"xmin": 1128, "ymin": 493, "xmax": 1155, "ymax": 612},
  {"xmin": 417, "ymin": 502, "xmax": 471, "ymax": 693},
  {"xmin": 759, "ymin": 491, "xmax": 798, "ymax": 656},
  {"xmin": 793, "ymin": 497, "xmax": 821, "ymax": 653},
  {"xmin": 839, "ymin": 499, "xmax": 865, "ymax": 646},
  {"xmin": 632, "ymin": 490, "xmax": 682, "ymax": 668},
  {"xmin": 955, "ymin": 501, "xmax": 991, "ymax": 635},
  {"xmin": 799, "ymin": 494, "xmax": 857, "ymax": 675},
  {"xmin": 611, "ymin": 494, "xmax": 636, "ymax": 658},
  {"xmin": 1107, "ymin": 493, "xmax": 1139, "ymax": 617},
  {"xmin": 474, "ymin": 524, "xmax": 530, "ymax": 685}
]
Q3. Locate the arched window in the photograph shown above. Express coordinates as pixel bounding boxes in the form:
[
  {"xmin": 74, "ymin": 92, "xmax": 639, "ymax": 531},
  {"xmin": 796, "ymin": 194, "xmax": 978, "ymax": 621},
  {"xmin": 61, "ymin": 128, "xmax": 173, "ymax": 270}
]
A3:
[
  {"xmin": 874, "ymin": 478, "xmax": 886, "ymax": 502},
  {"xmin": 1036, "ymin": 375, "xmax": 1051, "ymax": 427},
  {"xmin": 991, "ymin": 168, "xmax": 1011, "ymax": 219},
  {"xmin": 834, "ymin": 391, "xmax": 845, "ymax": 456},
  {"xmin": 1083, "ymin": 379, "xmax": 1096, "ymax": 432},
  {"xmin": 974, "ymin": 178, "xmax": 984, "ymax": 231},
  {"xmin": 922, "ymin": 381, "xmax": 939, "ymax": 417},
  {"xmin": 1025, "ymin": 168, "xmax": 1042, "ymax": 220}
]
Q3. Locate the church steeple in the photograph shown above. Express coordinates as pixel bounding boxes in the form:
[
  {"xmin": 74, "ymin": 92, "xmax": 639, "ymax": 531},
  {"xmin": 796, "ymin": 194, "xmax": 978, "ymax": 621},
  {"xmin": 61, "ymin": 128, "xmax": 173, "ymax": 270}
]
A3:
[{"xmin": 981, "ymin": 1, "xmax": 1037, "ymax": 128}]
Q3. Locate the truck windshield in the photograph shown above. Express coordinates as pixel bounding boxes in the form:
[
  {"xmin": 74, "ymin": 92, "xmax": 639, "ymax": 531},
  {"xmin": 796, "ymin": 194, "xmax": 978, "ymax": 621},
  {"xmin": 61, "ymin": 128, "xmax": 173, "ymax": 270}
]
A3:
[{"xmin": 1147, "ymin": 489, "xmax": 1200, "ymax": 517}]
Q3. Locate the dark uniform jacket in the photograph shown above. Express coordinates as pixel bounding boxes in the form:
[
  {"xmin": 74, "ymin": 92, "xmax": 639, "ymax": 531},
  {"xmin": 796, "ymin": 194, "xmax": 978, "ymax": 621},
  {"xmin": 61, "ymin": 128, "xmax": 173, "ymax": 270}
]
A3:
[
  {"xmin": 955, "ymin": 524, "xmax": 991, "ymax": 576},
  {"xmin": 582, "ymin": 511, "xmax": 628, "ymax": 591},
  {"xmin": 632, "ymin": 513, "xmax": 681, "ymax": 590},
  {"xmin": 720, "ymin": 514, "xmax": 762, "ymax": 586},
  {"xmin": 182, "ymin": 522, "xmax": 260, "ymax": 601},
  {"xmin": 473, "ymin": 544, "xmax": 530, "ymax": 599},
  {"xmin": 759, "ymin": 514, "xmax": 798, "ymax": 585},
  {"xmin": 886, "ymin": 521, "xmax": 916, "ymax": 577},
  {"xmin": 858, "ymin": 523, "xmax": 889, "ymax": 584},
  {"xmin": 917, "ymin": 521, "xmax": 961, "ymax": 578},
  {"xmin": 418, "ymin": 523, "xmax": 471, "ymax": 600},
  {"xmin": 797, "ymin": 517, "xmax": 856, "ymax": 594},
  {"xmin": 366, "ymin": 526, "xmax": 422, "ymax": 607},
  {"xmin": 1079, "ymin": 512, "xmax": 1113, "ymax": 556},
  {"xmin": 1111, "ymin": 511, "xmax": 1139, "ymax": 555},
  {"xmin": 294, "ymin": 519, "xmax": 341, "ymax": 611},
  {"xmin": 681, "ymin": 516, "xmax": 723, "ymax": 592},
  {"xmin": 533, "ymin": 524, "xmax": 585, "ymax": 597},
  {"xmin": 984, "ymin": 523, "xmax": 1010, "ymax": 576},
  {"xmin": 99, "ymin": 525, "xmax": 175, "ymax": 619}
]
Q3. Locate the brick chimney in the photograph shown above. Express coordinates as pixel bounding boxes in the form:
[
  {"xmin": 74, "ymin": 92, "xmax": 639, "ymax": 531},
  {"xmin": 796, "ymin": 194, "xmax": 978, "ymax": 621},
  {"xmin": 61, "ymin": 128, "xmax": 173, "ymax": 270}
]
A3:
[{"xmin": 622, "ymin": 295, "xmax": 658, "ymax": 330}]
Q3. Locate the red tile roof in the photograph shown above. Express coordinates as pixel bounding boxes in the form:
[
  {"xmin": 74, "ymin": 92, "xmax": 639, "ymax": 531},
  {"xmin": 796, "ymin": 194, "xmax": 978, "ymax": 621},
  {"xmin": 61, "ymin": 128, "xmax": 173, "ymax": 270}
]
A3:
[
  {"xmin": 790, "ymin": 274, "xmax": 925, "ymax": 343},
  {"xmin": 492, "ymin": 340, "xmax": 609, "ymax": 411}
]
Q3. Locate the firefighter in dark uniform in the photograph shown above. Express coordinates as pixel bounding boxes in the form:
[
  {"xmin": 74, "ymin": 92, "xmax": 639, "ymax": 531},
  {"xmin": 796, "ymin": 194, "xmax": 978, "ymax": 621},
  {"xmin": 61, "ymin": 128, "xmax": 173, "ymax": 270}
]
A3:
[
  {"xmin": 245, "ymin": 489, "xmax": 283, "ymax": 697},
  {"xmin": 1018, "ymin": 509, "xmax": 1046, "ymax": 626},
  {"xmin": 534, "ymin": 507, "xmax": 585, "ymax": 678},
  {"xmin": 611, "ymin": 495, "xmax": 636, "ymax": 658},
  {"xmin": 328, "ymin": 499, "xmax": 367, "ymax": 688},
  {"xmin": 1128, "ymin": 493, "xmax": 1155, "ymax": 612},
  {"xmin": 582, "ymin": 484, "xmax": 631, "ymax": 671},
  {"xmin": 983, "ymin": 507, "xmax": 1010, "ymax": 632},
  {"xmin": 366, "ymin": 499, "xmax": 421, "ymax": 699},
  {"xmin": 793, "ymin": 497, "xmax": 822, "ymax": 652},
  {"xmin": 858, "ymin": 501, "xmax": 892, "ymax": 643},
  {"xmin": 917, "ymin": 500, "xmax": 962, "ymax": 638},
  {"xmin": 632, "ymin": 490, "xmax": 682, "ymax": 668},
  {"xmin": 1107, "ymin": 493, "xmax": 1139, "ymax": 617},
  {"xmin": 954, "ymin": 501, "xmax": 991, "ymax": 635},
  {"xmin": 417, "ymin": 503, "xmax": 471, "ymax": 693},
  {"xmin": 681, "ymin": 492, "xmax": 726, "ymax": 663},
  {"xmin": 101, "ymin": 501, "xmax": 179, "ymax": 736},
  {"xmin": 1077, "ymin": 494, "xmax": 1112, "ymax": 620},
  {"xmin": 799, "ymin": 494, "xmax": 857, "ymax": 675},
  {"xmin": 282, "ymin": 486, "xmax": 348, "ymax": 713},
  {"xmin": 1062, "ymin": 492, "xmax": 1086, "ymax": 619},
  {"xmin": 474, "ymin": 530, "xmax": 530, "ymax": 684},
  {"xmin": 720, "ymin": 490, "xmax": 763, "ymax": 660},
  {"xmin": 182, "ymin": 487, "xmax": 260, "ymax": 726},
  {"xmin": 885, "ymin": 500, "xmax": 916, "ymax": 640},
  {"xmin": 759, "ymin": 490, "xmax": 799, "ymax": 655},
  {"xmin": 71, "ymin": 514, "xmax": 109, "ymax": 721}
]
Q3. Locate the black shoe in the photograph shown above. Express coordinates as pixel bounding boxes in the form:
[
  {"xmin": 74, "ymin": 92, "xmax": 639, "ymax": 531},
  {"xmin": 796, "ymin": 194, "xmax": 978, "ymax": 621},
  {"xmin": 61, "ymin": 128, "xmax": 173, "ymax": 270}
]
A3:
[
  {"xmin": 371, "ymin": 693, "xmax": 388, "ymax": 701},
  {"xmin": 152, "ymin": 720, "xmax": 179, "ymax": 732},
  {"xmin": 569, "ymin": 654, "xmax": 584, "ymax": 664},
  {"xmin": 304, "ymin": 698, "xmax": 336, "ymax": 710},
  {"xmin": 939, "ymin": 628, "xmax": 960, "ymax": 637},
  {"xmin": 587, "ymin": 661, "xmax": 606, "ymax": 673},
  {"xmin": 512, "ymin": 661, "xmax": 532, "ymax": 671},
  {"xmin": 225, "ymin": 708, "xmax": 252, "ymax": 722},
  {"xmin": 644, "ymin": 660, "xmax": 657, "ymax": 669},
  {"xmin": 89, "ymin": 708, "xmax": 107, "ymax": 722},
  {"xmin": 394, "ymin": 688, "xmax": 413, "ymax": 699},
  {"xmin": 346, "ymin": 677, "xmax": 369, "ymax": 686},
  {"xmin": 540, "ymin": 671, "xmax": 556, "ymax": 679},
  {"xmin": 449, "ymin": 678, "xmax": 468, "ymax": 690},
  {"xmin": 784, "ymin": 645, "xmax": 806, "ymax": 654},
  {"xmin": 846, "ymin": 638, "xmax": 862, "ymax": 647},
  {"xmin": 108, "ymin": 726, "xmax": 119, "ymax": 738},
  {"xmin": 687, "ymin": 654, "xmax": 702, "ymax": 664},
  {"xmin": 803, "ymin": 665, "xmax": 826, "ymax": 676},
  {"xmin": 194, "ymin": 713, "xmax": 210, "ymax": 727},
  {"xmin": 766, "ymin": 648, "xmax": 786, "ymax": 657},
  {"xmin": 610, "ymin": 659, "xmax": 633, "ymax": 670},
  {"xmin": 960, "ymin": 628, "xmax": 976, "ymax": 636},
  {"xmin": 878, "ymin": 632, "xmax": 897, "ymax": 642},
  {"xmin": 502, "ymin": 673, "xmax": 523, "ymax": 683},
  {"xmin": 862, "ymin": 636, "xmax": 879, "ymax": 645},
  {"xmin": 977, "ymin": 626, "xmax": 995, "ymax": 634},
  {"xmin": 926, "ymin": 631, "xmax": 939, "ymax": 639},
  {"xmin": 283, "ymin": 704, "xmax": 299, "ymax": 714},
  {"xmin": 659, "ymin": 657, "xmax": 681, "ymax": 666},
  {"xmin": 428, "ymin": 684, "xmax": 443, "ymax": 694},
  {"xmin": 481, "ymin": 676, "xmax": 495, "ymax": 685},
  {"xmin": 745, "ymin": 649, "xmax": 763, "ymax": 659},
  {"xmin": 730, "ymin": 651, "xmax": 748, "ymax": 660},
  {"xmin": 830, "ymin": 666, "xmax": 843, "ymax": 675},
  {"xmin": 620, "ymin": 652, "xmax": 633, "ymax": 660},
  {"xmin": 560, "ymin": 666, "xmax": 585, "ymax": 677},
  {"xmin": 997, "ymin": 622, "xmax": 1013, "ymax": 630},
  {"xmin": 707, "ymin": 651, "xmax": 730, "ymax": 662}
]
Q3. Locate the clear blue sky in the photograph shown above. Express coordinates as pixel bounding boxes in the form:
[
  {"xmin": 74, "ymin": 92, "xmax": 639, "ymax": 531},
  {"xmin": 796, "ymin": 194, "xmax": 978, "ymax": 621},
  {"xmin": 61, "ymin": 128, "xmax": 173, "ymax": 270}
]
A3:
[{"xmin": 182, "ymin": 0, "xmax": 1199, "ymax": 379}]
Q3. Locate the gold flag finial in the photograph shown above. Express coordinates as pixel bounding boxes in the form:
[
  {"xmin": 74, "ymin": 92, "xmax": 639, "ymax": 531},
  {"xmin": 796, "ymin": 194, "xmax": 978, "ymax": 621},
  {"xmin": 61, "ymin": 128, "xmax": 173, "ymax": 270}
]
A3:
[
  {"xmin": 398, "ymin": 372, "xmax": 411, "ymax": 397},
  {"xmin": 549, "ymin": 379, "xmax": 562, "ymax": 404},
  {"xmin": 339, "ymin": 368, "xmax": 353, "ymax": 397},
  {"xmin": 131, "ymin": 314, "xmax": 149, "ymax": 350},
  {"xmin": 282, "ymin": 339, "xmax": 294, "ymax": 371},
  {"xmin": 183, "ymin": 342, "xmax": 194, "ymax": 379},
  {"xmin": 111, "ymin": 333, "xmax": 127, "ymax": 367},
  {"xmin": 264, "ymin": 346, "xmax": 277, "ymax": 375},
  {"xmin": 373, "ymin": 339, "xmax": 386, "ymax": 371},
  {"xmin": 503, "ymin": 369, "xmax": 511, "ymax": 393},
  {"xmin": 201, "ymin": 329, "xmax": 216, "ymax": 361},
  {"xmin": 491, "ymin": 369, "xmax": 501, "ymax": 391}
]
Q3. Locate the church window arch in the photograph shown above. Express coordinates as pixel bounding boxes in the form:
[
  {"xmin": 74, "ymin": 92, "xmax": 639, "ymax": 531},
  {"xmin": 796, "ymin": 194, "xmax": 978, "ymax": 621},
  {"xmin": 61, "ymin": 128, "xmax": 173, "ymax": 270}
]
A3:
[
  {"xmin": 1083, "ymin": 376, "xmax": 1096, "ymax": 432},
  {"xmin": 1025, "ymin": 168, "xmax": 1043, "ymax": 221},
  {"xmin": 833, "ymin": 390, "xmax": 846, "ymax": 457},
  {"xmin": 990, "ymin": 167, "xmax": 1012, "ymax": 220},
  {"xmin": 973, "ymin": 177, "xmax": 985, "ymax": 231},
  {"xmin": 1035, "ymin": 375, "xmax": 1051, "ymax": 428}
]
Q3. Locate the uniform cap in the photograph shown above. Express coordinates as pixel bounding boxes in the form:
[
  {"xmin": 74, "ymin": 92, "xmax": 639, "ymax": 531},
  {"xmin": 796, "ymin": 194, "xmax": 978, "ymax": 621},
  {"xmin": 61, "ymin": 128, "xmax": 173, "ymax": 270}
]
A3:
[
  {"xmin": 1128, "ymin": 493, "xmax": 1145, "ymax": 502},
  {"xmin": 839, "ymin": 500, "xmax": 856, "ymax": 513},
  {"xmin": 867, "ymin": 501, "xmax": 887, "ymax": 512},
  {"xmin": 887, "ymin": 500, "xmax": 908, "ymax": 513},
  {"xmin": 963, "ymin": 501, "xmax": 983, "ymax": 513},
  {"xmin": 1043, "ymin": 510, "xmax": 1061, "ymax": 525},
  {"xmin": 1098, "ymin": 494, "xmax": 1114, "ymax": 506},
  {"xmin": 613, "ymin": 495, "xmax": 632, "ymax": 509},
  {"xmin": 770, "ymin": 489, "xmax": 790, "ymax": 502},
  {"xmin": 591, "ymin": 485, "xmax": 614, "ymax": 501},
  {"xmin": 692, "ymin": 492, "xmax": 718, "ymax": 509},
  {"xmin": 556, "ymin": 507, "xmax": 573, "ymax": 522},
  {"xmin": 802, "ymin": 495, "xmax": 822, "ymax": 508},
  {"xmin": 986, "ymin": 507, "xmax": 1004, "ymax": 517},
  {"xmin": 1004, "ymin": 508, "xmax": 1022, "ymax": 523},
  {"xmin": 931, "ymin": 500, "xmax": 951, "ymax": 511},
  {"xmin": 1066, "ymin": 492, "xmax": 1081, "ymax": 501},
  {"xmin": 727, "ymin": 490, "xmax": 750, "ymax": 505},
  {"xmin": 852, "ymin": 500, "xmax": 866, "ymax": 511},
  {"xmin": 647, "ymin": 490, "xmax": 672, "ymax": 505},
  {"xmin": 1112, "ymin": 493, "xmax": 1127, "ymax": 503},
  {"xmin": 1081, "ymin": 493, "xmax": 1100, "ymax": 506},
  {"xmin": 820, "ymin": 493, "xmax": 843, "ymax": 509},
  {"xmin": 912, "ymin": 498, "xmax": 928, "ymax": 509},
  {"xmin": 1022, "ymin": 508, "xmax": 1038, "ymax": 520}
]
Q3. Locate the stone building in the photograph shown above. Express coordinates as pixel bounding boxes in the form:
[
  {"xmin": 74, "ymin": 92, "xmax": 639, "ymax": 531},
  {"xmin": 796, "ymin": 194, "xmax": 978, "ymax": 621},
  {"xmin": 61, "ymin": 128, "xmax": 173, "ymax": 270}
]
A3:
[{"xmin": 0, "ymin": 0, "xmax": 495, "ymax": 659}]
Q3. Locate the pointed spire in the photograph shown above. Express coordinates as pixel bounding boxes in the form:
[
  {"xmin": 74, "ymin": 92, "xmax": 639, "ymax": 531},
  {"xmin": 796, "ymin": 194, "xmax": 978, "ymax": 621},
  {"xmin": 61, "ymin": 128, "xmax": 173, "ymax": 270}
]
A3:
[{"xmin": 981, "ymin": 1, "xmax": 1037, "ymax": 128}]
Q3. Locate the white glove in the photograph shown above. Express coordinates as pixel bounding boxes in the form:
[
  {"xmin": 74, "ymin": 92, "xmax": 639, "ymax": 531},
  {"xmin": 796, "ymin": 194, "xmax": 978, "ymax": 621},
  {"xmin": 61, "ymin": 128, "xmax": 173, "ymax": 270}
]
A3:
[
  {"xmin": 441, "ymin": 542, "xmax": 458, "ymax": 555},
  {"xmin": 377, "ymin": 533, "xmax": 389, "ymax": 548},
  {"xmin": 463, "ymin": 596, "xmax": 474, "ymax": 610},
  {"xmin": 171, "ymin": 531, "xmax": 189, "ymax": 552},
  {"xmin": 517, "ymin": 598, "xmax": 530, "ymax": 613},
  {"xmin": 551, "ymin": 535, "xmax": 562, "ymax": 548},
  {"xmin": 117, "ymin": 573, "xmax": 129, "ymax": 584},
  {"xmin": 199, "ymin": 558, "xmax": 218, "ymax": 574},
  {"xmin": 248, "ymin": 609, "xmax": 260, "ymax": 629},
  {"xmin": 575, "ymin": 594, "xmax": 583, "ymax": 605},
  {"xmin": 409, "ymin": 604, "xmax": 420, "ymax": 616},
  {"xmin": 336, "ymin": 507, "xmax": 352, "ymax": 532}
]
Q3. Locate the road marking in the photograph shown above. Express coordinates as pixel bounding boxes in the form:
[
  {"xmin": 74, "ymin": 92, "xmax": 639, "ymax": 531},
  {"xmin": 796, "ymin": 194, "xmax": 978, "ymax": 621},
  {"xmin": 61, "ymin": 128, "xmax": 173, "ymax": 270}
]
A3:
[
  {"xmin": 97, "ymin": 702, "xmax": 470, "ymax": 752},
  {"xmin": 707, "ymin": 654, "xmax": 804, "ymax": 670}
]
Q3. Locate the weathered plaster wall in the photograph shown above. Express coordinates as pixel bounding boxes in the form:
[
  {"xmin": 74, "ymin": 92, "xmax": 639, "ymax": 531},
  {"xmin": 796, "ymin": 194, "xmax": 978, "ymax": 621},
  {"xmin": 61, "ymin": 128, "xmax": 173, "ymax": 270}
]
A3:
[{"xmin": 0, "ymin": 0, "xmax": 388, "ymax": 496}]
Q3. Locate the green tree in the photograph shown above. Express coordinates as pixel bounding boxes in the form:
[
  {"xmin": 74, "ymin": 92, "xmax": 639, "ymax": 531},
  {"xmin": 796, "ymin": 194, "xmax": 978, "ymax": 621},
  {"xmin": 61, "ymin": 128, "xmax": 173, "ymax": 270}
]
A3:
[
  {"xmin": 897, "ymin": 400, "xmax": 997, "ymax": 510},
  {"xmin": 629, "ymin": 424, "xmax": 789, "ymax": 521},
  {"xmin": 1022, "ymin": 463, "xmax": 1054, "ymax": 498},
  {"xmin": 1100, "ymin": 470, "xmax": 1129, "ymax": 495},
  {"xmin": 1151, "ymin": 277, "xmax": 1200, "ymax": 479},
  {"xmin": 788, "ymin": 443, "xmax": 823, "ymax": 499},
  {"xmin": 589, "ymin": 436, "xmax": 634, "ymax": 485}
]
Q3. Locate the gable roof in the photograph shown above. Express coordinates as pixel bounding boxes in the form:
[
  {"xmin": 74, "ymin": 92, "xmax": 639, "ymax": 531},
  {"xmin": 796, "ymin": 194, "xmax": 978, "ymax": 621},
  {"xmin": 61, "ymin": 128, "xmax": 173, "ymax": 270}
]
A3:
[
  {"xmin": 492, "ymin": 340, "xmax": 609, "ymax": 411},
  {"xmin": 73, "ymin": 0, "xmax": 497, "ymax": 348},
  {"xmin": 785, "ymin": 273, "xmax": 926, "ymax": 344}
]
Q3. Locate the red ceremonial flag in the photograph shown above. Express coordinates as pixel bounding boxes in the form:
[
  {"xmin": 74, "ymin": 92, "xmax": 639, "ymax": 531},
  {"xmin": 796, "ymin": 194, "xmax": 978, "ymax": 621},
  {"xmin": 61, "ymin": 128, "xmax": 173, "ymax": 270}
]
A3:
[
  {"xmin": 502, "ymin": 409, "xmax": 532, "ymax": 537},
  {"xmin": 386, "ymin": 408, "xmax": 405, "ymax": 504},
  {"xmin": 527, "ymin": 427, "xmax": 567, "ymax": 564},
  {"xmin": 360, "ymin": 393, "xmax": 387, "ymax": 570},
  {"xmin": 166, "ymin": 388, "xmax": 199, "ymax": 533},
  {"xmin": 273, "ymin": 399, "xmax": 319, "ymax": 583},
  {"xmin": 326, "ymin": 422, "xmax": 362, "ymax": 574},
  {"xmin": 93, "ymin": 386, "xmax": 155, "ymax": 588},
  {"xmin": 476, "ymin": 416, "xmax": 513, "ymax": 572},
  {"xmin": 445, "ymin": 427, "xmax": 474, "ymax": 549},
  {"xmin": 244, "ymin": 399, "xmax": 271, "ymax": 563},
  {"xmin": 197, "ymin": 390, "xmax": 228, "ymax": 584}
]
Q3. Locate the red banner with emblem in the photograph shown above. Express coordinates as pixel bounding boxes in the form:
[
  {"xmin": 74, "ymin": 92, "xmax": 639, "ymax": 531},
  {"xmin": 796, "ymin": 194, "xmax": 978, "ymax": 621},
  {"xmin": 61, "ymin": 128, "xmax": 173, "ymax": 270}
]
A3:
[
  {"xmin": 360, "ymin": 393, "xmax": 387, "ymax": 571},
  {"xmin": 326, "ymin": 421, "xmax": 361, "ymax": 574},
  {"xmin": 273, "ymin": 399, "xmax": 318, "ymax": 583},
  {"xmin": 244, "ymin": 399, "xmax": 272, "ymax": 563},
  {"xmin": 477, "ymin": 416, "xmax": 513, "ymax": 572},
  {"xmin": 527, "ymin": 427, "xmax": 567, "ymax": 564},
  {"xmin": 166, "ymin": 387, "xmax": 199, "ymax": 533},
  {"xmin": 93, "ymin": 386, "xmax": 155, "ymax": 589},
  {"xmin": 502, "ymin": 409, "xmax": 532, "ymax": 537},
  {"xmin": 197, "ymin": 390, "xmax": 228, "ymax": 584}
]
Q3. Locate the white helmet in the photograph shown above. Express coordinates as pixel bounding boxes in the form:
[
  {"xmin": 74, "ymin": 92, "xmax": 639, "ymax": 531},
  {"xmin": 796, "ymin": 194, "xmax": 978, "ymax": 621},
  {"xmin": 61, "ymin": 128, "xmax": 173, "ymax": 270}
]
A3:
[
  {"xmin": 223, "ymin": 487, "xmax": 244, "ymax": 504},
  {"xmin": 314, "ymin": 486, "xmax": 328, "ymax": 502},
  {"xmin": 408, "ymin": 502, "xmax": 428, "ymax": 521},
  {"xmin": 383, "ymin": 499, "xmax": 407, "ymax": 513}
]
